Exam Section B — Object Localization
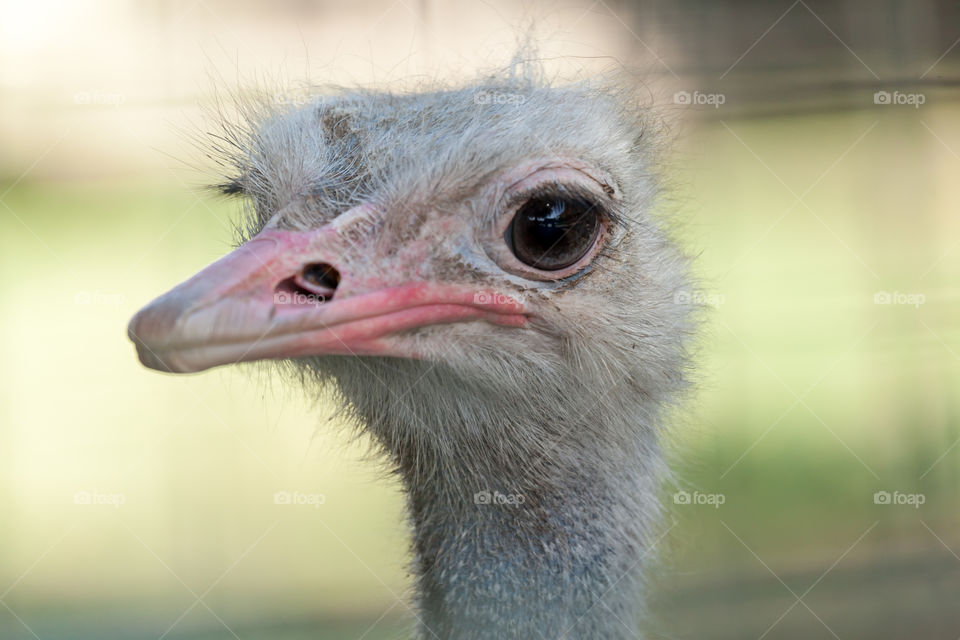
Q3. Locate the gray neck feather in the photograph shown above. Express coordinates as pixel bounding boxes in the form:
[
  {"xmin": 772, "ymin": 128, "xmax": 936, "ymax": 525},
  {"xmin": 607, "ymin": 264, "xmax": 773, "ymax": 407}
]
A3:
[
  {"xmin": 384, "ymin": 412, "xmax": 663, "ymax": 640},
  {"xmin": 323, "ymin": 347, "xmax": 681, "ymax": 640}
]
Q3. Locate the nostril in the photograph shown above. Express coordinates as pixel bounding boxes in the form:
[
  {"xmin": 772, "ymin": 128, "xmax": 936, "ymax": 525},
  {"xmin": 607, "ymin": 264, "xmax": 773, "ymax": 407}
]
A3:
[
  {"xmin": 276, "ymin": 263, "xmax": 340, "ymax": 308},
  {"xmin": 284, "ymin": 262, "xmax": 340, "ymax": 304},
  {"xmin": 302, "ymin": 263, "xmax": 341, "ymax": 290}
]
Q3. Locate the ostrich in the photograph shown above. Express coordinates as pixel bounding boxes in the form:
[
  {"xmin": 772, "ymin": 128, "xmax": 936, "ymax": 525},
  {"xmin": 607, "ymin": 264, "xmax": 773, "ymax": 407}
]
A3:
[{"xmin": 128, "ymin": 62, "xmax": 694, "ymax": 639}]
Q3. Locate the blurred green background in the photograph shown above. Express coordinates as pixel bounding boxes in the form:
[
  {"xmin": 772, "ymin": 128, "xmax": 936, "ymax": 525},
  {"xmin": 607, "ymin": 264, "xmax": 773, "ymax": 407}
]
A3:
[{"xmin": 1, "ymin": 1, "xmax": 958, "ymax": 638}]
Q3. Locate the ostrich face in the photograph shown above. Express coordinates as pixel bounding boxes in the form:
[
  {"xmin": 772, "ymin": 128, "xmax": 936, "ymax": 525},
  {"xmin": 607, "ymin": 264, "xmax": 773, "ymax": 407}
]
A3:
[{"xmin": 130, "ymin": 82, "xmax": 689, "ymax": 419}]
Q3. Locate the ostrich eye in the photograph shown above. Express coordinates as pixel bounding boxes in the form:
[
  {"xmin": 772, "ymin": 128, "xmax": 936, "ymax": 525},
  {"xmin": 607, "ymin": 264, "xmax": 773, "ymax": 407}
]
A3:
[{"xmin": 507, "ymin": 196, "xmax": 602, "ymax": 271}]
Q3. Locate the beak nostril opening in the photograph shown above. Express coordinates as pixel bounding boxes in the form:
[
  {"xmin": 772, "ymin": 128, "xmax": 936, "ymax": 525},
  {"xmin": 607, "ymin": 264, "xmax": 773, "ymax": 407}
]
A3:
[
  {"xmin": 302, "ymin": 263, "xmax": 341, "ymax": 290},
  {"xmin": 275, "ymin": 277, "xmax": 327, "ymax": 305},
  {"xmin": 282, "ymin": 263, "xmax": 341, "ymax": 304}
]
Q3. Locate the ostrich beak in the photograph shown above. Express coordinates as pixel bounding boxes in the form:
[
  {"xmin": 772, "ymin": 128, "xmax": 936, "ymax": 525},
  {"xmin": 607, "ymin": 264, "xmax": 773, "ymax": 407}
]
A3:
[{"xmin": 128, "ymin": 228, "xmax": 526, "ymax": 373}]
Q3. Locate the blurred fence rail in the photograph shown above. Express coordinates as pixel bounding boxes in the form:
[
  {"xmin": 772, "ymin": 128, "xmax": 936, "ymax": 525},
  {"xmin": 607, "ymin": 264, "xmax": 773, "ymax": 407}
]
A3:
[{"xmin": 3, "ymin": 0, "xmax": 960, "ymax": 178}]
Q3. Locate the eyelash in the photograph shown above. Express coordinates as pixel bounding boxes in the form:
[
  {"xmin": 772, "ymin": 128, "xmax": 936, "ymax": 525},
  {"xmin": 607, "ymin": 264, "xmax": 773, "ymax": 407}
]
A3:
[
  {"xmin": 217, "ymin": 179, "xmax": 245, "ymax": 196},
  {"xmin": 501, "ymin": 182, "xmax": 626, "ymax": 232}
]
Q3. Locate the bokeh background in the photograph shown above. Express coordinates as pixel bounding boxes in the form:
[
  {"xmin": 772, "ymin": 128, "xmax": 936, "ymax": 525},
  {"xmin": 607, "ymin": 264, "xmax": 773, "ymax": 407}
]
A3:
[{"xmin": 2, "ymin": 1, "xmax": 958, "ymax": 638}]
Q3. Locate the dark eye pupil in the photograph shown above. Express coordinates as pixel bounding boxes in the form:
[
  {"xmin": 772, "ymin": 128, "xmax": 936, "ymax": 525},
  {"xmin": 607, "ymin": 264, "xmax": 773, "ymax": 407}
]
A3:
[{"xmin": 508, "ymin": 197, "xmax": 601, "ymax": 271}]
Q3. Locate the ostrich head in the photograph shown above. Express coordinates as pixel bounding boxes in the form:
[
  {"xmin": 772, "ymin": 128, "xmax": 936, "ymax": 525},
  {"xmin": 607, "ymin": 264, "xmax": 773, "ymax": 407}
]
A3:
[{"xmin": 129, "ymin": 64, "xmax": 693, "ymax": 639}]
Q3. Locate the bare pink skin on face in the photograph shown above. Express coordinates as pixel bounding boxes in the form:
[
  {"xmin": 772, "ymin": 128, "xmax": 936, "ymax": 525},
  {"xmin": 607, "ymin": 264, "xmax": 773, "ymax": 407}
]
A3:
[
  {"xmin": 128, "ymin": 222, "xmax": 527, "ymax": 373},
  {"xmin": 127, "ymin": 159, "xmax": 618, "ymax": 374}
]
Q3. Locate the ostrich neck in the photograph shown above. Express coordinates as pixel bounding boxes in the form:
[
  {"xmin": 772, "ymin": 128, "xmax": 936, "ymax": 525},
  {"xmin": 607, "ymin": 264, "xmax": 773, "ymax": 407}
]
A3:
[{"xmin": 394, "ymin": 423, "xmax": 661, "ymax": 640}]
